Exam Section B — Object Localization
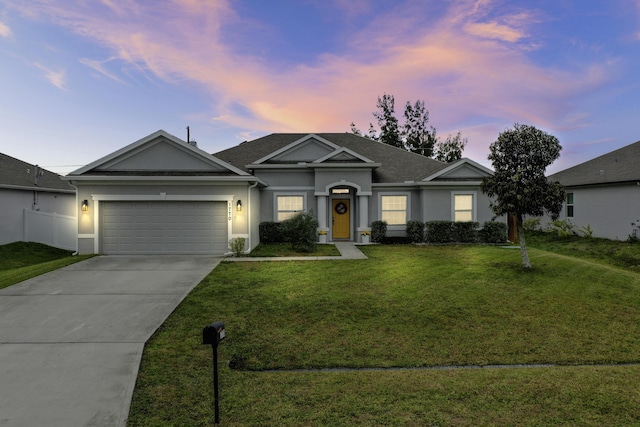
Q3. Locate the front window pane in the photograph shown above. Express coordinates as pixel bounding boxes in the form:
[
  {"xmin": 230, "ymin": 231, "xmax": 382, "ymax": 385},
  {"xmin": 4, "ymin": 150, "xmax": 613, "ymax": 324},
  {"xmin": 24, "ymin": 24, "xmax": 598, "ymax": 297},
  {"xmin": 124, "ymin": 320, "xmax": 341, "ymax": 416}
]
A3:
[
  {"xmin": 454, "ymin": 194, "xmax": 473, "ymax": 222},
  {"xmin": 277, "ymin": 196, "xmax": 303, "ymax": 222},
  {"xmin": 566, "ymin": 192, "xmax": 574, "ymax": 218},
  {"xmin": 381, "ymin": 195, "xmax": 407, "ymax": 225}
]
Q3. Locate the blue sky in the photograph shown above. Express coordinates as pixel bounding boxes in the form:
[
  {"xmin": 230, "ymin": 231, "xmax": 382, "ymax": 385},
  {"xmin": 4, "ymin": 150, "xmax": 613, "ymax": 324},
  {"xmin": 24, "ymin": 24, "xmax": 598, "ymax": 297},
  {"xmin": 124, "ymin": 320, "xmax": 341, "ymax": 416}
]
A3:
[{"xmin": 0, "ymin": 0, "xmax": 639, "ymax": 175}]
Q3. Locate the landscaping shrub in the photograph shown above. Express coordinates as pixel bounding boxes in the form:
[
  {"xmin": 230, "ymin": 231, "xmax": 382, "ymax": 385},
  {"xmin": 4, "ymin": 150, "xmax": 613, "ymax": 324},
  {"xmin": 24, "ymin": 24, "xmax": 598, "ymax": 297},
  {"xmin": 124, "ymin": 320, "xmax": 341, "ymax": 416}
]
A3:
[
  {"xmin": 547, "ymin": 219, "xmax": 575, "ymax": 237},
  {"xmin": 228, "ymin": 237, "xmax": 246, "ymax": 256},
  {"xmin": 281, "ymin": 212, "xmax": 318, "ymax": 252},
  {"xmin": 480, "ymin": 221, "xmax": 508, "ymax": 243},
  {"xmin": 454, "ymin": 221, "xmax": 479, "ymax": 243},
  {"xmin": 259, "ymin": 221, "xmax": 284, "ymax": 243},
  {"xmin": 406, "ymin": 220, "xmax": 425, "ymax": 243},
  {"xmin": 371, "ymin": 221, "xmax": 387, "ymax": 243},
  {"xmin": 523, "ymin": 217, "xmax": 542, "ymax": 232},
  {"xmin": 425, "ymin": 221, "xmax": 456, "ymax": 243}
]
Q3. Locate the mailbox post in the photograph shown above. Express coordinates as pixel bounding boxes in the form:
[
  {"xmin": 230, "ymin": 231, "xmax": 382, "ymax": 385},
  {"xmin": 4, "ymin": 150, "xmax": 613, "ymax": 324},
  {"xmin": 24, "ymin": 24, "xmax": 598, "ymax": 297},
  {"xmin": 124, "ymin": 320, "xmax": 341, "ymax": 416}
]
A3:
[{"xmin": 203, "ymin": 321, "xmax": 225, "ymax": 424}]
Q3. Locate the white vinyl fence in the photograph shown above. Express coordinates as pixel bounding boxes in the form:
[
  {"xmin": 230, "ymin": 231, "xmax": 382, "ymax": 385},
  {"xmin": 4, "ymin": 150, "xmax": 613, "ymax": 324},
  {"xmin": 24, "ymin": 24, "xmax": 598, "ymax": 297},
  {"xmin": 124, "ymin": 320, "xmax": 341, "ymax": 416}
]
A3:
[{"xmin": 23, "ymin": 209, "xmax": 76, "ymax": 251}]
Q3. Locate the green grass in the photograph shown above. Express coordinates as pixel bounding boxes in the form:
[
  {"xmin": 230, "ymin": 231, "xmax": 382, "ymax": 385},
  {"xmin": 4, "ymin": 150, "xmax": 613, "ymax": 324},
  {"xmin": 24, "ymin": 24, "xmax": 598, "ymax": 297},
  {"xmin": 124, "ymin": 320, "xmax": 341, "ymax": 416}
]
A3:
[
  {"xmin": 128, "ymin": 243, "xmax": 640, "ymax": 426},
  {"xmin": 0, "ymin": 242, "xmax": 92, "ymax": 289},
  {"xmin": 246, "ymin": 243, "xmax": 341, "ymax": 257},
  {"xmin": 527, "ymin": 231, "xmax": 640, "ymax": 272}
]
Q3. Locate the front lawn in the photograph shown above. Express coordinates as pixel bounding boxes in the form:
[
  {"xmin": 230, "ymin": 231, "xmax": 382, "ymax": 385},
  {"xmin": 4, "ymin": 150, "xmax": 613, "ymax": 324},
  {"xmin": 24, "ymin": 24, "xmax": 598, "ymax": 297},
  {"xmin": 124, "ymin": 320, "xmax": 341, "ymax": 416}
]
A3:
[
  {"xmin": 0, "ymin": 242, "xmax": 92, "ymax": 290},
  {"xmin": 128, "ymin": 244, "xmax": 640, "ymax": 426},
  {"xmin": 246, "ymin": 243, "xmax": 340, "ymax": 257}
]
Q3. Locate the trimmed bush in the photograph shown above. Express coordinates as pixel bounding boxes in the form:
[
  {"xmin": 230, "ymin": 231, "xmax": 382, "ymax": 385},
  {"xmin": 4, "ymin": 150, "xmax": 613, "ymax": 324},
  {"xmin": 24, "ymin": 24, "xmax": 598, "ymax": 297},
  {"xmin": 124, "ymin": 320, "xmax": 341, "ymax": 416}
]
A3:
[
  {"xmin": 371, "ymin": 221, "xmax": 387, "ymax": 243},
  {"xmin": 480, "ymin": 221, "xmax": 507, "ymax": 243},
  {"xmin": 406, "ymin": 220, "xmax": 425, "ymax": 243},
  {"xmin": 281, "ymin": 212, "xmax": 318, "ymax": 252},
  {"xmin": 425, "ymin": 221, "xmax": 456, "ymax": 243},
  {"xmin": 259, "ymin": 221, "xmax": 284, "ymax": 243},
  {"xmin": 455, "ymin": 221, "xmax": 479, "ymax": 243},
  {"xmin": 228, "ymin": 237, "xmax": 246, "ymax": 256},
  {"xmin": 523, "ymin": 218, "xmax": 542, "ymax": 232},
  {"xmin": 547, "ymin": 219, "xmax": 575, "ymax": 237}
]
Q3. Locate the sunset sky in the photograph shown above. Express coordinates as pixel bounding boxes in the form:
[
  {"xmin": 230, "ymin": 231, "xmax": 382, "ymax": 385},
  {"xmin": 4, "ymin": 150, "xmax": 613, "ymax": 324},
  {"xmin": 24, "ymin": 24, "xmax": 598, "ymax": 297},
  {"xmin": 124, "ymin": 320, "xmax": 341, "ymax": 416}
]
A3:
[{"xmin": 1, "ymin": 0, "xmax": 639, "ymax": 175}]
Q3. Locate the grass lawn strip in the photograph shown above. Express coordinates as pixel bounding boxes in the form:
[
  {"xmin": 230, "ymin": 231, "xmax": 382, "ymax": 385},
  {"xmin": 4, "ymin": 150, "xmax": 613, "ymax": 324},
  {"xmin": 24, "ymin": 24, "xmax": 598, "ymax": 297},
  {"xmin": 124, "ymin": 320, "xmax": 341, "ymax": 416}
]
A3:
[
  {"xmin": 0, "ymin": 242, "xmax": 92, "ymax": 290},
  {"xmin": 128, "ymin": 244, "xmax": 640, "ymax": 425}
]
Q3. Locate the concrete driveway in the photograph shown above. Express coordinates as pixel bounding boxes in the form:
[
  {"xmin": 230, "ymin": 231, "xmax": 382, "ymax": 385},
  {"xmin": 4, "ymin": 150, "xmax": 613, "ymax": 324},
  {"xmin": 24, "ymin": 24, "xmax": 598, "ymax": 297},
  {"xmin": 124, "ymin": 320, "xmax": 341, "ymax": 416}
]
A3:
[{"xmin": 0, "ymin": 255, "xmax": 221, "ymax": 427}]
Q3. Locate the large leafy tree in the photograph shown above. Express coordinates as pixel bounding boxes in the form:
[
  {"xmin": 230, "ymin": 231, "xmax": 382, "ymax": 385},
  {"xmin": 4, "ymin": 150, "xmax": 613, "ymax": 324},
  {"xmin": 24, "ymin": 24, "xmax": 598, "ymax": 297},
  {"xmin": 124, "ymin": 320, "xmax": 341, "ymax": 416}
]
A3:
[
  {"xmin": 350, "ymin": 94, "xmax": 465, "ymax": 162},
  {"xmin": 373, "ymin": 94, "xmax": 402, "ymax": 148},
  {"xmin": 403, "ymin": 100, "xmax": 437, "ymax": 157},
  {"xmin": 481, "ymin": 124, "xmax": 565, "ymax": 269},
  {"xmin": 435, "ymin": 131, "xmax": 467, "ymax": 163}
]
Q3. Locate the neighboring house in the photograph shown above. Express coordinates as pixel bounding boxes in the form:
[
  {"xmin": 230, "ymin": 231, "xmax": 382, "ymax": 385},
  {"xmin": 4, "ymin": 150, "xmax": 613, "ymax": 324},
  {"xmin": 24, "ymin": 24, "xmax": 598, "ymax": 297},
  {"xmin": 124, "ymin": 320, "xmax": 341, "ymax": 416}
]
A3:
[
  {"xmin": 0, "ymin": 153, "xmax": 76, "ymax": 246},
  {"xmin": 548, "ymin": 139, "xmax": 640, "ymax": 240},
  {"xmin": 65, "ymin": 130, "xmax": 501, "ymax": 255}
]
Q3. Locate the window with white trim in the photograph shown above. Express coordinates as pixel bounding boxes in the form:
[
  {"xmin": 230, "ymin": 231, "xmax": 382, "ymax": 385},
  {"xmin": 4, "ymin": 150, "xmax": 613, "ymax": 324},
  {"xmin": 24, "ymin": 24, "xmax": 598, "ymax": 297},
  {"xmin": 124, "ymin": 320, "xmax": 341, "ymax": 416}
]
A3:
[
  {"xmin": 453, "ymin": 193, "xmax": 474, "ymax": 222},
  {"xmin": 566, "ymin": 193, "xmax": 574, "ymax": 218},
  {"xmin": 381, "ymin": 195, "xmax": 408, "ymax": 225},
  {"xmin": 276, "ymin": 195, "xmax": 304, "ymax": 221}
]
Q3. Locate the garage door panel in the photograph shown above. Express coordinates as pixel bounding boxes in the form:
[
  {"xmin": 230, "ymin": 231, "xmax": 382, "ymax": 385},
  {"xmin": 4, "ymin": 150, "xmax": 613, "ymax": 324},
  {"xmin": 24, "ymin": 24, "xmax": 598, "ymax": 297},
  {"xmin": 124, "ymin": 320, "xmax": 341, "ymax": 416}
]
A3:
[{"xmin": 101, "ymin": 201, "xmax": 227, "ymax": 254}]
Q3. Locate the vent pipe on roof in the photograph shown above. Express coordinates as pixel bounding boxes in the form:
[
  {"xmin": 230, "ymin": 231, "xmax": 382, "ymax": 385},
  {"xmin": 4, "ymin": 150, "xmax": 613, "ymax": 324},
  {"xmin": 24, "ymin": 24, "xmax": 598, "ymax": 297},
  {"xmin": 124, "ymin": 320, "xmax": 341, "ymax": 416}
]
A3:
[{"xmin": 186, "ymin": 126, "xmax": 197, "ymax": 147}]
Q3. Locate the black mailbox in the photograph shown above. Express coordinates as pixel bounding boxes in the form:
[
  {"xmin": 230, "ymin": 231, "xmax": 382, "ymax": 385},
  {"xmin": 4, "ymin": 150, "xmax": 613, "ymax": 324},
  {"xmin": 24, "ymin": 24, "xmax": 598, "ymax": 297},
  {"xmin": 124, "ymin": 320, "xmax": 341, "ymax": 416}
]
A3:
[
  {"xmin": 203, "ymin": 321, "xmax": 226, "ymax": 424},
  {"xmin": 203, "ymin": 321, "xmax": 225, "ymax": 346}
]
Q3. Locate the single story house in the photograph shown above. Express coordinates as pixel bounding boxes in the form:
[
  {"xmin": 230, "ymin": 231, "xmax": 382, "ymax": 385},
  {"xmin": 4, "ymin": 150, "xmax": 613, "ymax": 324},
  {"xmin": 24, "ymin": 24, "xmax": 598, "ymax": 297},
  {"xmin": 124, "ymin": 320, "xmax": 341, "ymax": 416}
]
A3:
[
  {"xmin": 548, "ymin": 139, "xmax": 640, "ymax": 240},
  {"xmin": 65, "ymin": 130, "xmax": 501, "ymax": 255},
  {"xmin": 0, "ymin": 153, "xmax": 76, "ymax": 246}
]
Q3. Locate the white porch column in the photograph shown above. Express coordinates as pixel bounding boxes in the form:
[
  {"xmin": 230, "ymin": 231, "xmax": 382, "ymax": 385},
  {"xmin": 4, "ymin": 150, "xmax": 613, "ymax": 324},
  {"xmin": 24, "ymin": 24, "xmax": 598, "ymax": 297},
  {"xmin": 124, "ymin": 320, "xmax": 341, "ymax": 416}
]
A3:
[
  {"xmin": 358, "ymin": 195, "xmax": 369, "ymax": 228},
  {"xmin": 358, "ymin": 194, "xmax": 369, "ymax": 242},
  {"xmin": 316, "ymin": 195, "xmax": 329, "ymax": 243}
]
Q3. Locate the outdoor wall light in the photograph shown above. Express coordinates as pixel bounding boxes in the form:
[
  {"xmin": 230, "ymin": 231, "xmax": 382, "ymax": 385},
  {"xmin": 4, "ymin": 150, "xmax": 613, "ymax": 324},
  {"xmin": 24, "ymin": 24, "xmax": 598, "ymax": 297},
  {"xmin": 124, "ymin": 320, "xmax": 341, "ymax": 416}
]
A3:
[
  {"xmin": 81, "ymin": 200, "xmax": 89, "ymax": 212},
  {"xmin": 236, "ymin": 200, "xmax": 242, "ymax": 211}
]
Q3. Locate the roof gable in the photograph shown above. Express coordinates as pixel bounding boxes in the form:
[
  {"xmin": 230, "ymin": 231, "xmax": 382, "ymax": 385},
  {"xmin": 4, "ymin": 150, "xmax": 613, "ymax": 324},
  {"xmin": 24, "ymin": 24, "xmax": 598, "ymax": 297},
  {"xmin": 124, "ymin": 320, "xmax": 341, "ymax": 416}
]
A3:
[
  {"xmin": 423, "ymin": 158, "xmax": 493, "ymax": 181},
  {"xmin": 313, "ymin": 147, "xmax": 374, "ymax": 164},
  {"xmin": 214, "ymin": 133, "xmax": 451, "ymax": 182},
  {"xmin": 69, "ymin": 130, "xmax": 249, "ymax": 176},
  {"xmin": 252, "ymin": 134, "xmax": 339, "ymax": 164}
]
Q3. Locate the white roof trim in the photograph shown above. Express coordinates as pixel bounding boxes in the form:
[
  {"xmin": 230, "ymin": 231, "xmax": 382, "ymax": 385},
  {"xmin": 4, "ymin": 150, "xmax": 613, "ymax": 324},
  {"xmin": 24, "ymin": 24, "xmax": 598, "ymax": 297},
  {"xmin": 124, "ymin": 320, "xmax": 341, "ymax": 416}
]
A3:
[
  {"xmin": 422, "ymin": 158, "xmax": 494, "ymax": 181},
  {"xmin": 313, "ymin": 147, "xmax": 375, "ymax": 164},
  {"xmin": 63, "ymin": 175, "xmax": 266, "ymax": 185},
  {"xmin": 251, "ymin": 133, "xmax": 341, "ymax": 165},
  {"xmin": 373, "ymin": 181, "xmax": 483, "ymax": 188},
  {"xmin": 68, "ymin": 130, "xmax": 250, "ymax": 177},
  {"xmin": 0, "ymin": 184, "xmax": 75, "ymax": 194}
]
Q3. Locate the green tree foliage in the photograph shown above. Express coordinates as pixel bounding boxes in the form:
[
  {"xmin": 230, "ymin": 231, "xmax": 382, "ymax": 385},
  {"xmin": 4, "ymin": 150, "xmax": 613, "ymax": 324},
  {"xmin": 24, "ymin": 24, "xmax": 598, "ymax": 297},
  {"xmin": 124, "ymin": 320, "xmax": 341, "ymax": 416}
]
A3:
[
  {"xmin": 373, "ymin": 94, "xmax": 402, "ymax": 148},
  {"xmin": 481, "ymin": 123, "xmax": 566, "ymax": 269},
  {"xmin": 435, "ymin": 131, "xmax": 467, "ymax": 163},
  {"xmin": 403, "ymin": 100, "xmax": 437, "ymax": 157},
  {"xmin": 350, "ymin": 94, "xmax": 465, "ymax": 161}
]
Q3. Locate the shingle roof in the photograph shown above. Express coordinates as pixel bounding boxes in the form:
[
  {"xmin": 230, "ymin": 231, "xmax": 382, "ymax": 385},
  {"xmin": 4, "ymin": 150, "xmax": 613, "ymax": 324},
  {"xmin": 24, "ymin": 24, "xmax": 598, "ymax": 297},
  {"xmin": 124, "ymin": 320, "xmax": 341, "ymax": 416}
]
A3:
[
  {"xmin": 0, "ymin": 153, "xmax": 74, "ymax": 192},
  {"xmin": 548, "ymin": 140, "xmax": 640, "ymax": 186},
  {"xmin": 214, "ymin": 133, "xmax": 449, "ymax": 183}
]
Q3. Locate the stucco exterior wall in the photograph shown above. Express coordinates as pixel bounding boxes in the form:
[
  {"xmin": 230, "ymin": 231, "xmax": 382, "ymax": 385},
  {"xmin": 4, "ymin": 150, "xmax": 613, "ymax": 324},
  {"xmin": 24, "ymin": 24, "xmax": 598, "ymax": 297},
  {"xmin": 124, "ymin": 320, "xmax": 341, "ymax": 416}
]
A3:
[
  {"xmin": 254, "ymin": 169, "xmax": 314, "ymax": 187},
  {"xmin": 556, "ymin": 184, "xmax": 640, "ymax": 240}
]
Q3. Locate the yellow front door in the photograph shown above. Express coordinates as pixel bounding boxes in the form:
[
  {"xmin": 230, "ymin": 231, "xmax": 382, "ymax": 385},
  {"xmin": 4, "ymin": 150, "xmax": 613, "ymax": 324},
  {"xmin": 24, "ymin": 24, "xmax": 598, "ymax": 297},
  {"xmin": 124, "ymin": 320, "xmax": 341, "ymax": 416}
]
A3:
[{"xmin": 332, "ymin": 199, "xmax": 350, "ymax": 239}]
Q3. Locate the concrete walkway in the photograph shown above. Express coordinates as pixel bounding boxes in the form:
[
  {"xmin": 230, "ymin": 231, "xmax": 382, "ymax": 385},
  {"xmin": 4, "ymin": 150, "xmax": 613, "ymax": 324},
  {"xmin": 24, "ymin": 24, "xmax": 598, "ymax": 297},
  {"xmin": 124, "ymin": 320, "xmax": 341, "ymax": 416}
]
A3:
[
  {"xmin": 0, "ymin": 255, "xmax": 221, "ymax": 427},
  {"xmin": 226, "ymin": 242, "xmax": 368, "ymax": 262}
]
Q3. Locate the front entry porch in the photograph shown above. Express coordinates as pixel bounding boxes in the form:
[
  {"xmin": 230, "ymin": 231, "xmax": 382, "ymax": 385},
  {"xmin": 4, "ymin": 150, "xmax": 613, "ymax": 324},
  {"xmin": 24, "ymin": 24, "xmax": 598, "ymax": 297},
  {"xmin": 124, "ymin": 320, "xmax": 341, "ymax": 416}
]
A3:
[{"xmin": 316, "ymin": 186, "xmax": 370, "ymax": 243}]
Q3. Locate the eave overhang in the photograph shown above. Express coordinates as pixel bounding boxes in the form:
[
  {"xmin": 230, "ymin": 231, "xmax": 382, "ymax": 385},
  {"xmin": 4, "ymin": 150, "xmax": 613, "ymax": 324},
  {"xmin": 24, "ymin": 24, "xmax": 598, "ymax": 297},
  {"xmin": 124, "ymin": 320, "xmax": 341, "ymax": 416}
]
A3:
[{"xmin": 63, "ymin": 175, "xmax": 267, "ymax": 186}]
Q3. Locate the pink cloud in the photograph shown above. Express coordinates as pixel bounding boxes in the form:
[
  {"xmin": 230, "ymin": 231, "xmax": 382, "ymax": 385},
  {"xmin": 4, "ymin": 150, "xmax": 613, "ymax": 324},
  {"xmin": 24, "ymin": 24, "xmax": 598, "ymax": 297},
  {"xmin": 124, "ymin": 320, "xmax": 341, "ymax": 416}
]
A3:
[
  {"xmin": 5, "ymin": 0, "xmax": 619, "ymax": 151},
  {"xmin": 34, "ymin": 62, "xmax": 66, "ymax": 89},
  {"xmin": 0, "ymin": 21, "xmax": 11, "ymax": 38}
]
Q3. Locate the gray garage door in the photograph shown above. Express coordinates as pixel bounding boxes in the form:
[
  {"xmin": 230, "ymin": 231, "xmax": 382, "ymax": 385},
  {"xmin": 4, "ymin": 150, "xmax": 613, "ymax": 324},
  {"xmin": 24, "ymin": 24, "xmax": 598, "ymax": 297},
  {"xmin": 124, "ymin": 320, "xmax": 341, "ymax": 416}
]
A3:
[{"xmin": 101, "ymin": 201, "xmax": 227, "ymax": 254}]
